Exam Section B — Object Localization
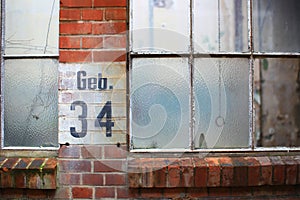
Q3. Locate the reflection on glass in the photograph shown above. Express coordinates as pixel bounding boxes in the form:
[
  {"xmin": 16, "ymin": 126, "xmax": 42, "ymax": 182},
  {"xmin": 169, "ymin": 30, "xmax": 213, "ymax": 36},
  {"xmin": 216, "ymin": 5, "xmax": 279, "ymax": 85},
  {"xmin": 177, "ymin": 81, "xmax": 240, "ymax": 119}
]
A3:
[
  {"xmin": 254, "ymin": 58, "xmax": 300, "ymax": 147},
  {"xmin": 131, "ymin": 58, "xmax": 190, "ymax": 149},
  {"xmin": 253, "ymin": 0, "xmax": 300, "ymax": 52},
  {"xmin": 5, "ymin": 0, "xmax": 59, "ymax": 55},
  {"xmin": 194, "ymin": 58, "xmax": 249, "ymax": 148},
  {"xmin": 131, "ymin": 0, "xmax": 190, "ymax": 52},
  {"xmin": 194, "ymin": 0, "xmax": 248, "ymax": 52},
  {"xmin": 4, "ymin": 59, "xmax": 58, "ymax": 147}
]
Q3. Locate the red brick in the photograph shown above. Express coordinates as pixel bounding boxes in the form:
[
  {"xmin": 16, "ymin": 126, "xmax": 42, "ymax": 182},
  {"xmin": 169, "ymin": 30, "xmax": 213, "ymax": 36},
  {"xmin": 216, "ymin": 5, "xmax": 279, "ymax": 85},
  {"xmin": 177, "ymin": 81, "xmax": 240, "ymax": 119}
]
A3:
[
  {"xmin": 128, "ymin": 172, "xmax": 142, "ymax": 188},
  {"xmin": 163, "ymin": 188, "xmax": 186, "ymax": 199},
  {"xmin": 231, "ymin": 187, "xmax": 252, "ymax": 196},
  {"xmin": 14, "ymin": 158, "xmax": 32, "ymax": 169},
  {"xmin": 26, "ymin": 189, "xmax": 48, "ymax": 199},
  {"xmin": 117, "ymin": 187, "xmax": 131, "ymax": 198},
  {"xmin": 42, "ymin": 173, "xmax": 57, "ymax": 189},
  {"xmin": 180, "ymin": 158, "xmax": 194, "ymax": 187},
  {"xmin": 208, "ymin": 187, "xmax": 232, "ymax": 197},
  {"xmin": 193, "ymin": 158, "xmax": 208, "ymax": 187},
  {"xmin": 43, "ymin": 158, "xmax": 57, "ymax": 170},
  {"xmin": 282, "ymin": 156, "xmax": 297, "ymax": 185},
  {"xmin": 104, "ymin": 35, "xmax": 126, "ymax": 49},
  {"xmin": 60, "ymin": 9, "xmax": 81, "ymax": 20},
  {"xmin": 94, "ymin": 160, "xmax": 124, "ymax": 172},
  {"xmin": 256, "ymin": 157, "xmax": 272, "ymax": 185},
  {"xmin": 104, "ymin": 145, "xmax": 127, "ymax": 159},
  {"xmin": 205, "ymin": 158, "xmax": 221, "ymax": 187},
  {"xmin": 2, "ymin": 158, "xmax": 19, "ymax": 169},
  {"xmin": 60, "ymin": 36, "xmax": 81, "ymax": 49},
  {"xmin": 60, "ymin": 50, "xmax": 92, "ymax": 63},
  {"xmin": 187, "ymin": 188, "xmax": 208, "ymax": 198},
  {"xmin": 167, "ymin": 164, "xmax": 181, "ymax": 187},
  {"xmin": 54, "ymin": 187, "xmax": 71, "ymax": 199},
  {"xmin": 28, "ymin": 158, "xmax": 45, "ymax": 170},
  {"xmin": 1, "ymin": 189, "xmax": 24, "ymax": 198},
  {"xmin": 153, "ymin": 167, "xmax": 167, "ymax": 187},
  {"xmin": 232, "ymin": 157, "xmax": 248, "ymax": 187},
  {"xmin": 72, "ymin": 187, "xmax": 93, "ymax": 199},
  {"xmin": 60, "ymin": 23, "xmax": 92, "ymax": 35},
  {"xmin": 105, "ymin": 174, "xmax": 126, "ymax": 186},
  {"xmin": 270, "ymin": 156, "xmax": 285, "ymax": 185},
  {"xmin": 92, "ymin": 22, "xmax": 126, "ymax": 34},
  {"xmin": 61, "ymin": 0, "xmax": 92, "ymax": 8},
  {"xmin": 141, "ymin": 166, "xmax": 153, "ymax": 188},
  {"xmin": 1, "ymin": 172, "xmax": 13, "ymax": 188},
  {"xmin": 82, "ymin": 174, "xmax": 104, "ymax": 185},
  {"xmin": 139, "ymin": 188, "xmax": 163, "ymax": 199},
  {"xmin": 82, "ymin": 9, "xmax": 103, "ymax": 21},
  {"xmin": 93, "ymin": 50, "xmax": 126, "ymax": 62},
  {"xmin": 59, "ymin": 145, "xmax": 80, "ymax": 158},
  {"xmin": 219, "ymin": 157, "xmax": 234, "ymax": 187},
  {"xmin": 59, "ymin": 160, "xmax": 91, "ymax": 172},
  {"xmin": 95, "ymin": 187, "xmax": 115, "ymax": 198},
  {"xmin": 82, "ymin": 37, "xmax": 103, "ymax": 49},
  {"xmin": 94, "ymin": 0, "xmax": 126, "ymax": 7},
  {"xmin": 59, "ymin": 173, "xmax": 80, "ymax": 185},
  {"xmin": 81, "ymin": 145, "xmax": 102, "ymax": 159},
  {"xmin": 14, "ymin": 171, "xmax": 26, "ymax": 188},
  {"xmin": 245, "ymin": 157, "xmax": 261, "ymax": 186},
  {"xmin": 105, "ymin": 8, "xmax": 126, "ymax": 20},
  {"xmin": 27, "ymin": 173, "xmax": 43, "ymax": 189}
]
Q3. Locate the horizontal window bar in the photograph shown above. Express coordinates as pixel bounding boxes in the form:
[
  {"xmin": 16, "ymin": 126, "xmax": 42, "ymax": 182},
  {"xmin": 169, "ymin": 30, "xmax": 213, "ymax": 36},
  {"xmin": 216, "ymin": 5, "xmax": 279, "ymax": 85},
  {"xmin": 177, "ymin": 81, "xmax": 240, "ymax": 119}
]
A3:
[
  {"xmin": 130, "ymin": 147, "xmax": 300, "ymax": 153},
  {"xmin": 130, "ymin": 52, "xmax": 300, "ymax": 58},
  {"xmin": 3, "ymin": 54, "xmax": 59, "ymax": 59}
]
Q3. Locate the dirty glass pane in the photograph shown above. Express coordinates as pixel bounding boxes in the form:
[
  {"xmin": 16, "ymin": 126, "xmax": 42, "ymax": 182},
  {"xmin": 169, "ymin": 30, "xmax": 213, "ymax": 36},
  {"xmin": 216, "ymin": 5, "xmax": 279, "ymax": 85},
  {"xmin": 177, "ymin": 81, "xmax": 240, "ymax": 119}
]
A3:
[
  {"xmin": 4, "ymin": 59, "xmax": 58, "ymax": 147},
  {"xmin": 194, "ymin": 0, "xmax": 248, "ymax": 53},
  {"xmin": 5, "ymin": 0, "xmax": 59, "ymax": 55},
  {"xmin": 131, "ymin": 0, "xmax": 190, "ymax": 53},
  {"xmin": 131, "ymin": 58, "xmax": 190, "ymax": 149},
  {"xmin": 253, "ymin": 0, "xmax": 300, "ymax": 52},
  {"xmin": 194, "ymin": 58, "xmax": 249, "ymax": 148},
  {"xmin": 254, "ymin": 58, "xmax": 300, "ymax": 147}
]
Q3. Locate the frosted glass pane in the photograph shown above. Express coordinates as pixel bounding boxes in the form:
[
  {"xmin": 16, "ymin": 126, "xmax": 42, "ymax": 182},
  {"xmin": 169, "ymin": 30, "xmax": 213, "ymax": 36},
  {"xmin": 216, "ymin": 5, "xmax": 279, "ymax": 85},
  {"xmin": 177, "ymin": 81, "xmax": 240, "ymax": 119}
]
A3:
[
  {"xmin": 194, "ymin": 58, "xmax": 249, "ymax": 148},
  {"xmin": 4, "ymin": 59, "xmax": 58, "ymax": 147},
  {"xmin": 253, "ymin": 0, "xmax": 300, "ymax": 52},
  {"xmin": 194, "ymin": 0, "xmax": 248, "ymax": 52},
  {"xmin": 131, "ymin": 0, "xmax": 190, "ymax": 52},
  {"xmin": 131, "ymin": 58, "xmax": 190, "ymax": 149},
  {"xmin": 5, "ymin": 0, "xmax": 59, "ymax": 55}
]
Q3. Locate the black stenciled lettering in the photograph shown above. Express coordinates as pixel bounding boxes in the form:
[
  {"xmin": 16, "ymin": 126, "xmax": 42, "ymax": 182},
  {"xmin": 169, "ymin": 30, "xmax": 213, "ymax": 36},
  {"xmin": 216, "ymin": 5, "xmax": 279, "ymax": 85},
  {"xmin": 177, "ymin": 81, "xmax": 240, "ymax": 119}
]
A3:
[
  {"xmin": 70, "ymin": 101, "xmax": 87, "ymax": 138},
  {"xmin": 77, "ymin": 71, "xmax": 87, "ymax": 90}
]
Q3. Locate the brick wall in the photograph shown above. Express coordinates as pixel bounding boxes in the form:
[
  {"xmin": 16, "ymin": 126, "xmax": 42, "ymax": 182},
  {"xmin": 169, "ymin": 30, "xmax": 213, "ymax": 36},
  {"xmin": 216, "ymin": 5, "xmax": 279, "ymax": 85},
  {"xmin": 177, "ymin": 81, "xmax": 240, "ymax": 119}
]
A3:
[{"xmin": 1, "ymin": 1, "xmax": 300, "ymax": 200}]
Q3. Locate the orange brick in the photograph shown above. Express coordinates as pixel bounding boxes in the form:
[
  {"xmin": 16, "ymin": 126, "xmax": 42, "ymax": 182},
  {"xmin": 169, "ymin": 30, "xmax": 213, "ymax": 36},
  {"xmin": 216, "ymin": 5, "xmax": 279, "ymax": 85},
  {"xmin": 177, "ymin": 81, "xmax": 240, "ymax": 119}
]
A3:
[
  {"xmin": 94, "ymin": 0, "xmax": 126, "ymax": 7},
  {"xmin": 60, "ymin": 50, "xmax": 92, "ymax": 63},
  {"xmin": 82, "ymin": 9, "xmax": 103, "ymax": 21},
  {"xmin": 82, "ymin": 37, "xmax": 103, "ymax": 49},
  {"xmin": 60, "ymin": 23, "xmax": 92, "ymax": 35},
  {"xmin": 61, "ymin": 0, "xmax": 92, "ymax": 8},
  {"xmin": 60, "ymin": 9, "xmax": 81, "ymax": 20},
  {"xmin": 105, "ymin": 8, "xmax": 126, "ymax": 20},
  {"xmin": 72, "ymin": 187, "xmax": 93, "ymax": 199},
  {"xmin": 60, "ymin": 36, "xmax": 81, "ymax": 49},
  {"xmin": 92, "ymin": 22, "xmax": 126, "ymax": 35}
]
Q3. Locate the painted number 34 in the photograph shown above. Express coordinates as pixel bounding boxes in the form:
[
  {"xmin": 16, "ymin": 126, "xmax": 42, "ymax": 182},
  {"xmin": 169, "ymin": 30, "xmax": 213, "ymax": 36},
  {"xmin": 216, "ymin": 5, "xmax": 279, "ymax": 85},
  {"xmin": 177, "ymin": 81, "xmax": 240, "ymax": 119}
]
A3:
[{"xmin": 70, "ymin": 101, "xmax": 114, "ymax": 138}]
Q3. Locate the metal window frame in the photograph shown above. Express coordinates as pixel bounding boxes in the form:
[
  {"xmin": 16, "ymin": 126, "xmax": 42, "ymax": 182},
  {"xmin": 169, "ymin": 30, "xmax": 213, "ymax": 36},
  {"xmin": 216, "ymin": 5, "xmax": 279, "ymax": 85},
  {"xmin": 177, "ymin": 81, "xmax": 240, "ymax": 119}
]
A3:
[
  {"xmin": 128, "ymin": 0, "xmax": 300, "ymax": 153},
  {"xmin": 0, "ymin": 0, "xmax": 59, "ymax": 150}
]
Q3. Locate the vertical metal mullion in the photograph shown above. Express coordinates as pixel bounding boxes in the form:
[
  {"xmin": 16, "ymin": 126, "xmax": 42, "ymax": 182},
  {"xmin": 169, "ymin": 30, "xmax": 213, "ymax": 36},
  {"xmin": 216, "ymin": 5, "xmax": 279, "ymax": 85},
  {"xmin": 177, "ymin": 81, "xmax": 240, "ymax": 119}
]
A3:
[
  {"xmin": 189, "ymin": 0, "xmax": 195, "ymax": 150},
  {"xmin": 248, "ymin": 0, "xmax": 255, "ymax": 150},
  {"xmin": 1, "ymin": 0, "xmax": 5, "ymax": 148}
]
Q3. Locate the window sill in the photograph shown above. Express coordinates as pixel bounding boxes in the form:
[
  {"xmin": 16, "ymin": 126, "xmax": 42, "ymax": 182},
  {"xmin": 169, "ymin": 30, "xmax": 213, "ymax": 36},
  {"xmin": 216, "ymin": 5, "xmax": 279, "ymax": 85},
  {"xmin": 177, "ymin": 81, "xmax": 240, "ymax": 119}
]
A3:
[
  {"xmin": 0, "ymin": 157, "xmax": 57, "ymax": 189},
  {"xmin": 128, "ymin": 156, "xmax": 300, "ymax": 188}
]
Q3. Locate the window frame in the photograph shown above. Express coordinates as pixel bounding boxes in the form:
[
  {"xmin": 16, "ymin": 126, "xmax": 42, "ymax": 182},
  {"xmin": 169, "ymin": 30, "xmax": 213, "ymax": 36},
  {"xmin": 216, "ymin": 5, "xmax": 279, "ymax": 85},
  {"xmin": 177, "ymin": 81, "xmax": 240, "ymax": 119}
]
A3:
[
  {"xmin": 128, "ymin": 0, "xmax": 300, "ymax": 152},
  {"xmin": 0, "ymin": 0, "xmax": 59, "ymax": 150}
]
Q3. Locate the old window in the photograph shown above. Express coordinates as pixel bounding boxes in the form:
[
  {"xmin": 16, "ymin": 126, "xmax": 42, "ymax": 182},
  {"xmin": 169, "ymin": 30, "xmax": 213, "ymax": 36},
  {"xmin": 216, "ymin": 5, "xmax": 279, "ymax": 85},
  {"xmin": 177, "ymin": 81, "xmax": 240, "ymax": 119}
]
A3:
[
  {"xmin": 129, "ymin": 0, "xmax": 300, "ymax": 151},
  {"xmin": 2, "ymin": 0, "xmax": 59, "ymax": 148}
]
